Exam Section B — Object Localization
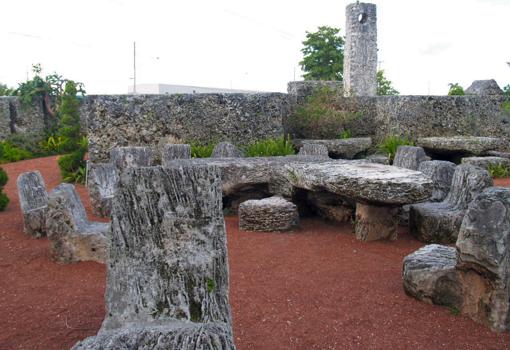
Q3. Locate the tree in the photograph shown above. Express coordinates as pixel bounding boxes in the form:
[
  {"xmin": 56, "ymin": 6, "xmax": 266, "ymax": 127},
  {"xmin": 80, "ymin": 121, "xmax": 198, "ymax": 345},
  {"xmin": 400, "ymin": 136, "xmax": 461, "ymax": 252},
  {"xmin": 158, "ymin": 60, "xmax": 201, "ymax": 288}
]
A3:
[
  {"xmin": 504, "ymin": 84, "xmax": 510, "ymax": 96},
  {"xmin": 0, "ymin": 83, "xmax": 13, "ymax": 96},
  {"xmin": 448, "ymin": 83, "xmax": 465, "ymax": 96},
  {"xmin": 377, "ymin": 70, "xmax": 399, "ymax": 95},
  {"xmin": 58, "ymin": 81, "xmax": 82, "ymax": 151},
  {"xmin": 300, "ymin": 26, "xmax": 344, "ymax": 81}
]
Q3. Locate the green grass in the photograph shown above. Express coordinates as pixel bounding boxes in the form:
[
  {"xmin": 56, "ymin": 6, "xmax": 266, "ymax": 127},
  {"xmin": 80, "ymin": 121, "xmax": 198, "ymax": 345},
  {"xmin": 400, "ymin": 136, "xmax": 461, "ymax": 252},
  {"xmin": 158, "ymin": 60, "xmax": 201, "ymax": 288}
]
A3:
[
  {"xmin": 190, "ymin": 143, "xmax": 215, "ymax": 158},
  {"xmin": 488, "ymin": 162, "xmax": 510, "ymax": 178},
  {"xmin": 377, "ymin": 135, "xmax": 414, "ymax": 163},
  {"xmin": 243, "ymin": 136, "xmax": 295, "ymax": 157}
]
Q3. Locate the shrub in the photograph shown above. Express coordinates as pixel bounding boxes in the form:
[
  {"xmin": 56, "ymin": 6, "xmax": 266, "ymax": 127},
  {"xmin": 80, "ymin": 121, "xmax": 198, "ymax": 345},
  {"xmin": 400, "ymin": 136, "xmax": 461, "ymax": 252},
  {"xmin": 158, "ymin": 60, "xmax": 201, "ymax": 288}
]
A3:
[
  {"xmin": 378, "ymin": 135, "xmax": 414, "ymax": 163},
  {"xmin": 503, "ymin": 84, "xmax": 510, "ymax": 96},
  {"xmin": 448, "ymin": 83, "xmax": 465, "ymax": 96},
  {"xmin": 0, "ymin": 141, "xmax": 33, "ymax": 163},
  {"xmin": 0, "ymin": 167, "xmax": 9, "ymax": 211},
  {"xmin": 190, "ymin": 143, "xmax": 215, "ymax": 158},
  {"xmin": 58, "ymin": 137, "xmax": 87, "ymax": 184},
  {"xmin": 5, "ymin": 133, "xmax": 46, "ymax": 156},
  {"xmin": 57, "ymin": 81, "xmax": 82, "ymax": 152},
  {"xmin": 244, "ymin": 136, "xmax": 295, "ymax": 157},
  {"xmin": 339, "ymin": 129, "xmax": 352, "ymax": 139},
  {"xmin": 502, "ymin": 101, "xmax": 510, "ymax": 117},
  {"xmin": 289, "ymin": 86, "xmax": 362, "ymax": 139},
  {"xmin": 40, "ymin": 135, "xmax": 70, "ymax": 155},
  {"xmin": 488, "ymin": 163, "xmax": 510, "ymax": 178}
]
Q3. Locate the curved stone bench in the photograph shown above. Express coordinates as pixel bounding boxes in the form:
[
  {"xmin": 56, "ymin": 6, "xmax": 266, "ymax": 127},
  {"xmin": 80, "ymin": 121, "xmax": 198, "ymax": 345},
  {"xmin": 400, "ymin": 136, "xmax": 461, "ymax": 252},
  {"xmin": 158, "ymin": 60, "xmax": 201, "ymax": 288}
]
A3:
[
  {"xmin": 293, "ymin": 138, "xmax": 372, "ymax": 159},
  {"xmin": 46, "ymin": 184, "xmax": 109, "ymax": 264},
  {"xmin": 409, "ymin": 165, "xmax": 493, "ymax": 243},
  {"xmin": 17, "ymin": 170, "xmax": 48, "ymax": 237},
  {"xmin": 393, "ymin": 146, "xmax": 429, "ymax": 170},
  {"xmin": 417, "ymin": 136, "xmax": 502, "ymax": 157},
  {"xmin": 73, "ymin": 165, "xmax": 235, "ymax": 349}
]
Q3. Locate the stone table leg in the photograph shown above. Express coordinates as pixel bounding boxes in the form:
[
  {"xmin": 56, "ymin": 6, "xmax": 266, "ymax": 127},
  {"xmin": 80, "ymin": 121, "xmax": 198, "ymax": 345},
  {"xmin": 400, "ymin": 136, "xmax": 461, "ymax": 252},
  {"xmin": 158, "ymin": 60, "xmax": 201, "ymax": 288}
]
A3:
[{"xmin": 355, "ymin": 203, "xmax": 399, "ymax": 242}]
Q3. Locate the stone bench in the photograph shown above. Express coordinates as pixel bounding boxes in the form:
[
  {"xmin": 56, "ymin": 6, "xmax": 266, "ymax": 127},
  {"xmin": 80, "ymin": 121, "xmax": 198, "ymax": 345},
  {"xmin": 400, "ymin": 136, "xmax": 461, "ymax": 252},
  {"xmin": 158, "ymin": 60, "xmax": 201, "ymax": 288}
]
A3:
[
  {"xmin": 409, "ymin": 165, "xmax": 493, "ymax": 243},
  {"xmin": 293, "ymin": 138, "xmax": 372, "ymax": 159},
  {"xmin": 239, "ymin": 196, "xmax": 299, "ymax": 232},
  {"xmin": 298, "ymin": 144, "xmax": 329, "ymax": 158},
  {"xmin": 417, "ymin": 136, "xmax": 502, "ymax": 157},
  {"xmin": 211, "ymin": 142, "xmax": 243, "ymax": 158},
  {"xmin": 17, "ymin": 171, "xmax": 48, "ymax": 237},
  {"xmin": 46, "ymin": 184, "xmax": 109, "ymax": 264},
  {"xmin": 73, "ymin": 165, "xmax": 235, "ymax": 349},
  {"xmin": 87, "ymin": 162, "xmax": 118, "ymax": 217},
  {"xmin": 403, "ymin": 186, "xmax": 510, "ymax": 332}
]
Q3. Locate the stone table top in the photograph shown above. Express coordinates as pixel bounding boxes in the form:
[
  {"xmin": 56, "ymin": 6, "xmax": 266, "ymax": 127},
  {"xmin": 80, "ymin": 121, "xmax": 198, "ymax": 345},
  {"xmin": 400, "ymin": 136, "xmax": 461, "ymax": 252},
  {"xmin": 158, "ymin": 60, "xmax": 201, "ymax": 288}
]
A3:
[{"xmin": 168, "ymin": 156, "xmax": 432, "ymax": 206}]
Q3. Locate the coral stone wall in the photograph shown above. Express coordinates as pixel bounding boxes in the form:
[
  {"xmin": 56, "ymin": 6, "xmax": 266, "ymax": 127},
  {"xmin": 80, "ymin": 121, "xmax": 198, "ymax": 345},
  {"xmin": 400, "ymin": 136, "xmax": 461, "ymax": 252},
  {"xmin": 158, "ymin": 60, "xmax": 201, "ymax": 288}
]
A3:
[
  {"xmin": 0, "ymin": 97, "xmax": 47, "ymax": 141},
  {"xmin": 83, "ymin": 93, "xmax": 289, "ymax": 162}
]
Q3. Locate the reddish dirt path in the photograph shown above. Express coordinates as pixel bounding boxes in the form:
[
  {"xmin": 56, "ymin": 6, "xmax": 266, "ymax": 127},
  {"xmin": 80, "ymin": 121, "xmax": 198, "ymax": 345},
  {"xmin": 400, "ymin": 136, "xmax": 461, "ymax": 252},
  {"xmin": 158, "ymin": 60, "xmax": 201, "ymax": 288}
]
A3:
[{"xmin": 1, "ymin": 157, "xmax": 509, "ymax": 349}]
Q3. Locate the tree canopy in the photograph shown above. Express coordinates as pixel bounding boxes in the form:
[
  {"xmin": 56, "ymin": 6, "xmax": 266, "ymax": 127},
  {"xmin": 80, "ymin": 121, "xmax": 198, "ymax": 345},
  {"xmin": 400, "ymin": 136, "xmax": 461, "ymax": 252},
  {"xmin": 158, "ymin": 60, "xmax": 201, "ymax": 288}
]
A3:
[
  {"xmin": 300, "ymin": 26, "xmax": 344, "ymax": 81},
  {"xmin": 377, "ymin": 70, "xmax": 399, "ymax": 96}
]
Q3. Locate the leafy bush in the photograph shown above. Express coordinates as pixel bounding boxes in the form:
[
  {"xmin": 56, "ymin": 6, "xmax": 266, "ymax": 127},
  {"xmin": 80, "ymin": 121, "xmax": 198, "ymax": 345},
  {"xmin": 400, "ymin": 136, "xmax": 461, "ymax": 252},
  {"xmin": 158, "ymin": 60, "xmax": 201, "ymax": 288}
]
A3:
[
  {"xmin": 339, "ymin": 129, "xmax": 352, "ymax": 139},
  {"xmin": 503, "ymin": 84, "xmax": 510, "ymax": 96},
  {"xmin": 290, "ymin": 86, "xmax": 362, "ymax": 139},
  {"xmin": 58, "ymin": 137, "xmax": 88, "ymax": 184},
  {"xmin": 5, "ymin": 133, "xmax": 46, "ymax": 156},
  {"xmin": 488, "ymin": 162, "xmax": 510, "ymax": 178},
  {"xmin": 244, "ymin": 136, "xmax": 295, "ymax": 157},
  {"xmin": 378, "ymin": 135, "xmax": 414, "ymax": 163},
  {"xmin": 502, "ymin": 101, "xmax": 510, "ymax": 117},
  {"xmin": 190, "ymin": 143, "xmax": 215, "ymax": 158},
  {"xmin": 0, "ymin": 141, "xmax": 33, "ymax": 163},
  {"xmin": 57, "ymin": 81, "xmax": 82, "ymax": 152},
  {"xmin": 448, "ymin": 83, "xmax": 465, "ymax": 96},
  {"xmin": 40, "ymin": 135, "xmax": 70, "ymax": 155},
  {"xmin": 0, "ymin": 167, "xmax": 9, "ymax": 211}
]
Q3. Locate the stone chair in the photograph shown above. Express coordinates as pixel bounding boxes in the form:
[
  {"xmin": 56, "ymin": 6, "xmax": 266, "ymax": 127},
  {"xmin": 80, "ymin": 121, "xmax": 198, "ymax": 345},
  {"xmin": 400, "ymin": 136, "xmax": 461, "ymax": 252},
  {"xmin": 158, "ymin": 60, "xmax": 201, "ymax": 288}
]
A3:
[
  {"xmin": 298, "ymin": 144, "xmax": 329, "ymax": 158},
  {"xmin": 403, "ymin": 186, "xmax": 510, "ymax": 332},
  {"xmin": 17, "ymin": 170, "xmax": 48, "ymax": 237},
  {"xmin": 110, "ymin": 146, "xmax": 154, "ymax": 170},
  {"xmin": 211, "ymin": 142, "xmax": 243, "ymax": 158},
  {"xmin": 161, "ymin": 144, "xmax": 191, "ymax": 166},
  {"xmin": 46, "ymin": 183, "xmax": 109, "ymax": 264},
  {"xmin": 87, "ymin": 162, "xmax": 118, "ymax": 217},
  {"xmin": 72, "ymin": 165, "xmax": 235, "ymax": 349},
  {"xmin": 393, "ymin": 146, "xmax": 429, "ymax": 170},
  {"xmin": 409, "ymin": 165, "xmax": 493, "ymax": 243},
  {"xmin": 239, "ymin": 196, "xmax": 299, "ymax": 232}
]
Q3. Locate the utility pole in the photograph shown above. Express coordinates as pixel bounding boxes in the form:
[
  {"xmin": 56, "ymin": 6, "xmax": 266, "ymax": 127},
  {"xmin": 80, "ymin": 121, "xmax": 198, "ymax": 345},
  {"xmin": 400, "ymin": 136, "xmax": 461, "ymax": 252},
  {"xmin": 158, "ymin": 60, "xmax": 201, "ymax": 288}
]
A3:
[{"xmin": 133, "ymin": 41, "xmax": 137, "ymax": 94}]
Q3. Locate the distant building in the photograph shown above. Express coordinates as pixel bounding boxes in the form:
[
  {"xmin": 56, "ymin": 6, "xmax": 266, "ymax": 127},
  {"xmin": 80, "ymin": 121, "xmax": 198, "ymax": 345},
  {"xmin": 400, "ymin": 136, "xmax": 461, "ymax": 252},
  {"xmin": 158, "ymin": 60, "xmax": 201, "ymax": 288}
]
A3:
[{"xmin": 128, "ymin": 84, "xmax": 259, "ymax": 94}]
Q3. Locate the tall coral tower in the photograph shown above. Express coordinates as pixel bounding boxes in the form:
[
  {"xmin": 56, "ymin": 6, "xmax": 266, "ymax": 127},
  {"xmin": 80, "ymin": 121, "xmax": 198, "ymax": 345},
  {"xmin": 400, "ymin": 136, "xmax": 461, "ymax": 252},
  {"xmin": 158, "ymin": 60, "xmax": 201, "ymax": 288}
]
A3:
[{"xmin": 343, "ymin": 2, "xmax": 378, "ymax": 96}]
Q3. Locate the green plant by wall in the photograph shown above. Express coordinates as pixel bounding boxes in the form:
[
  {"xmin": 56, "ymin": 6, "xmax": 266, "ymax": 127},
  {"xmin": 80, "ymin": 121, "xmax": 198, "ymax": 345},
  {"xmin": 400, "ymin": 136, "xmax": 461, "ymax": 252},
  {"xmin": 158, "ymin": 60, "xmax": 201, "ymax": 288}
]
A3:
[
  {"xmin": 503, "ymin": 84, "xmax": 510, "ymax": 96},
  {"xmin": 290, "ymin": 86, "xmax": 361, "ymax": 139},
  {"xmin": 487, "ymin": 163, "xmax": 510, "ymax": 178},
  {"xmin": 378, "ymin": 135, "xmax": 414, "ymax": 163},
  {"xmin": 339, "ymin": 129, "xmax": 352, "ymax": 139},
  {"xmin": 502, "ymin": 101, "xmax": 510, "ymax": 117},
  {"xmin": 58, "ymin": 137, "xmax": 88, "ymax": 184},
  {"xmin": 190, "ymin": 143, "xmax": 215, "ymax": 158},
  {"xmin": 377, "ymin": 70, "xmax": 399, "ymax": 96},
  {"xmin": 0, "ymin": 167, "xmax": 9, "ymax": 211},
  {"xmin": 448, "ymin": 83, "xmax": 465, "ymax": 96},
  {"xmin": 244, "ymin": 136, "xmax": 295, "ymax": 157},
  {"xmin": 0, "ymin": 141, "xmax": 33, "ymax": 164},
  {"xmin": 57, "ymin": 81, "xmax": 82, "ymax": 152}
]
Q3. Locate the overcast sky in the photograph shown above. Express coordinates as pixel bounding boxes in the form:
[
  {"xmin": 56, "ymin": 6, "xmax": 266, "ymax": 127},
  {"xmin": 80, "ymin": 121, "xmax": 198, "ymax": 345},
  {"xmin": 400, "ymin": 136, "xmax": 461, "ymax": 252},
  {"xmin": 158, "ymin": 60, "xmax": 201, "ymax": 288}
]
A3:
[{"xmin": 1, "ymin": 0, "xmax": 509, "ymax": 95}]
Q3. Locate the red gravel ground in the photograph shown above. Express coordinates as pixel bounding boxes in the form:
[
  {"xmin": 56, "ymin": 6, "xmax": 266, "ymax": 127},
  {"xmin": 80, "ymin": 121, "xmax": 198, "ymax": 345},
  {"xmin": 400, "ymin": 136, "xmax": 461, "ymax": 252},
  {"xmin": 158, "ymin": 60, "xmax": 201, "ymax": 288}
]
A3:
[{"xmin": 1, "ymin": 156, "xmax": 510, "ymax": 349}]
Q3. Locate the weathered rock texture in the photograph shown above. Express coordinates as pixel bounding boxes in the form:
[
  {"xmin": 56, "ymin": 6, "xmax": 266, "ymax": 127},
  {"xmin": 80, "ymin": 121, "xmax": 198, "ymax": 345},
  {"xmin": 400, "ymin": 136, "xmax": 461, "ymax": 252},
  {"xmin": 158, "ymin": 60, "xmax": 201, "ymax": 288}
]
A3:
[
  {"xmin": 355, "ymin": 203, "xmax": 398, "ymax": 241},
  {"xmin": 487, "ymin": 150, "xmax": 510, "ymax": 159},
  {"xmin": 239, "ymin": 196, "xmax": 299, "ymax": 232},
  {"xmin": 403, "ymin": 187, "xmax": 510, "ymax": 332},
  {"xmin": 418, "ymin": 160, "xmax": 456, "ymax": 202},
  {"xmin": 0, "ymin": 96, "xmax": 47, "ymax": 141},
  {"xmin": 17, "ymin": 171, "xmax": 48, "ymax": 237},
  {"xmin": 417, "ymin": 136, "xmax": 503, "ymax": 157},
  {"xmin": 287, "ymin": 81, "xmax": 344, "ymax": 106},
  {"xmin": 344, "ymin": 2, "xmax": 378, "ymax": 96},
  {"xmin": 110, "ymin": 146, "xmax": 154, "ymax": 169},
  {"xmin": 87, "ymin": 162, "xmax": 118, "ymax": 217},
  {"xmin": 293, "ymin": 138, "xmax": 372, "ymax": 159},
  {"xmin": 306, "ymin": 191, "xmax": 354, "ymax": 223},
  {"xmin": 161, "ymin": 144, "xmax": 192, "ymax": 166},
  {"xmin": 73, "ymin": 165, "xmax": 235, "ymax": 349},
  {"xmin": 409, "ymin": 165, "xmax": 493, "ymax": 243},
  {"xmin": 461, "ymin": 156, "xmax": 510, "ymax": 170},
  {"xmin": 465, "ymin": 80, "xmax": 504, "ymax": 96},
  {"xmin": 84, "ymin": 94, "xmax": 288, "ymax": 162},
  {"xmin": 211, "ymin": 142, "xmax": 243, "ymax": 158},
  {"xmin": 46, "ymin": 184, "xmax": 109, "ymax": 264},
  {"xmin": 393, "ymin": 146, "xmax": 429, "ymax": 170},
  {"xmin": 298, "ymin": 144, "xmax": 329, "ymax": 158}
]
